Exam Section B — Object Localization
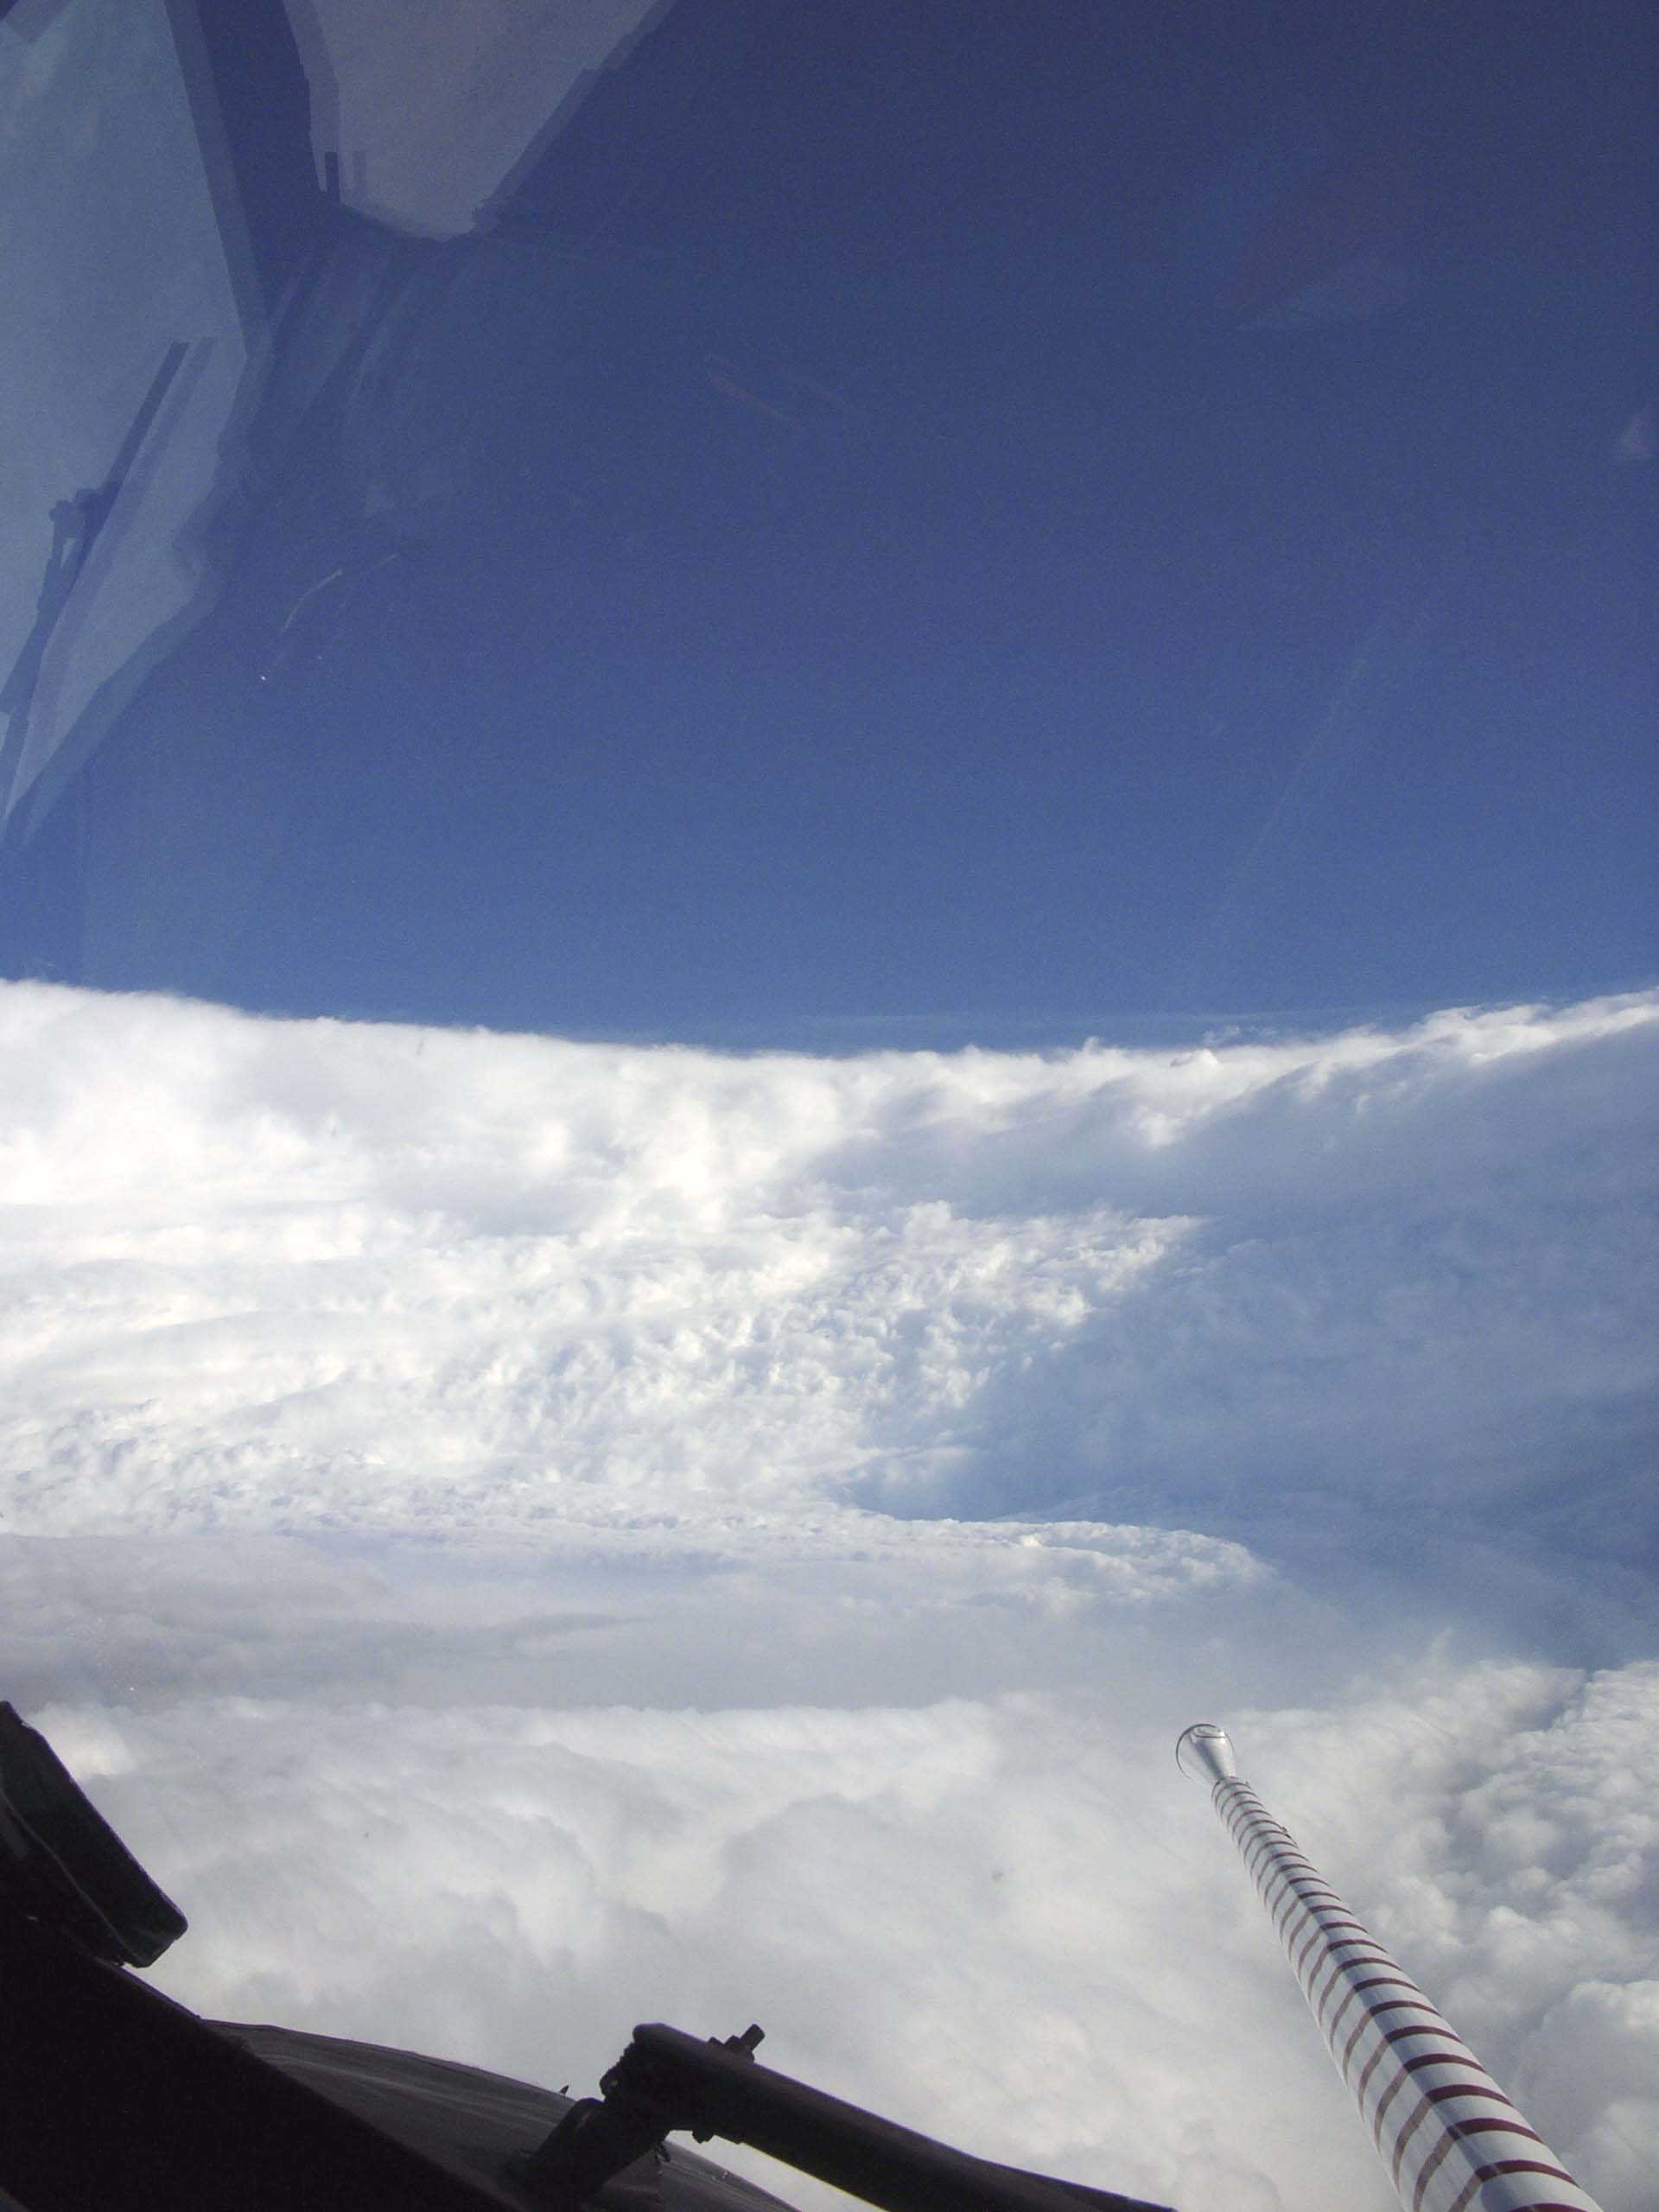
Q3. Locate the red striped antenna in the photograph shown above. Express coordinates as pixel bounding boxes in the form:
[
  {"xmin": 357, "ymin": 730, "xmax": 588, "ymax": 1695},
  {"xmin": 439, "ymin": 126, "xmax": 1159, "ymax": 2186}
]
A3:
[{"xmin": 1176, "ymin": 1725, "xmax": 1602, "ymax": 2212}]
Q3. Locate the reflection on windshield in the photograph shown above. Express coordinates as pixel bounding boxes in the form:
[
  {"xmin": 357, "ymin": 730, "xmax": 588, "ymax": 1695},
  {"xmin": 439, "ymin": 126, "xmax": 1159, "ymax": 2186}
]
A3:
[{"xmin": 3, "ymin": 0, "xmax": 1652, "ymax": 1034}]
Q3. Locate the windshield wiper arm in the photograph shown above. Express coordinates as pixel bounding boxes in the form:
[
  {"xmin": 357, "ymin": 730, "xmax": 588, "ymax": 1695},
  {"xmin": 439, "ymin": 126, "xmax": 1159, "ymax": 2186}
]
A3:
[{"xmin": 521, "ymin": 2021, "xmax": 1169, "ymax": 2212}]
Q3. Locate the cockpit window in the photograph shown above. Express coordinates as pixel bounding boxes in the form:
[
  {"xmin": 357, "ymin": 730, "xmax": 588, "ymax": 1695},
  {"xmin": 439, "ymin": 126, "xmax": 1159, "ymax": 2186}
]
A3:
[{"xmin": 1, "ymin": 10, "xmax": 1655, "ymax": 2212}]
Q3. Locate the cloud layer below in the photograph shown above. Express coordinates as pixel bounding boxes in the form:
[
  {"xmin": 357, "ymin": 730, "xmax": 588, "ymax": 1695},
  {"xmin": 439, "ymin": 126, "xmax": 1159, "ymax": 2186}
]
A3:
[{"xmin": 2, "ymin": 982, "xmax": 1656, "ymax": 2212}]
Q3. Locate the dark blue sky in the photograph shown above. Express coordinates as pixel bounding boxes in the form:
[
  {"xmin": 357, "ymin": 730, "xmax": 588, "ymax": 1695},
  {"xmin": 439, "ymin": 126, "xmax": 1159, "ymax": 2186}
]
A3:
[{"xmin": 3, "ymin": 0, "xmax": 1654, "ymax": 1041}]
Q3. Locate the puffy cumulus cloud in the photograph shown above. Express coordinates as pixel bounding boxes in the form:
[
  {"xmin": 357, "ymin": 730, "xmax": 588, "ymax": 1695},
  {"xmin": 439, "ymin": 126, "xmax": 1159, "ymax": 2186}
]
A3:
[
  {"xmin": 3, "ymin": 982, "xmax": 1658, "ymax": 2212},
  {"xmin": 1526, "ymin": 1982, "xmax": 1659, "ymax": 2212},
  {"xmin": 33, "ymin": 1690, "xmax": 1358, "ymax": 2212},
  {"xmin": 31, "ymin": 1658, "xmax": 1659, "ymax": 2212}
]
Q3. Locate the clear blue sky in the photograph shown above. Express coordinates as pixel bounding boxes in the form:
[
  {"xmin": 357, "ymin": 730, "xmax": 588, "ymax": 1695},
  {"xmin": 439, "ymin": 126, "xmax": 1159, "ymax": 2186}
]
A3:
[{"xmin": 3, "ymin": 0, "xmax": 1654, "ymax": 1040}]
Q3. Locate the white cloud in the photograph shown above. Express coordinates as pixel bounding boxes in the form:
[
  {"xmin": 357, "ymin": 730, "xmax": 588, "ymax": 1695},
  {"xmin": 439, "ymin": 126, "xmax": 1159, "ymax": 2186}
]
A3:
[
  {"xmin": 31, "ymin": 1661, "xmax": 1659, "ymax": 2212},
  {"xmin": 3, "ymin": 983, "xmax": 1653, "ymax": 1577},
  {"xmin": 2, "ymin": 982, "xmax": 1656, "ymax": 2212}
]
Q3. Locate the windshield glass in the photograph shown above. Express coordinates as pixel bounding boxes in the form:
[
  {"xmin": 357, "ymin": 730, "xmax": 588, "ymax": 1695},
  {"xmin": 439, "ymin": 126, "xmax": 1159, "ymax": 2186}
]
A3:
[{"xmin": 2, "ymin": 6, "xmax": 1655, "ymax": 2209}]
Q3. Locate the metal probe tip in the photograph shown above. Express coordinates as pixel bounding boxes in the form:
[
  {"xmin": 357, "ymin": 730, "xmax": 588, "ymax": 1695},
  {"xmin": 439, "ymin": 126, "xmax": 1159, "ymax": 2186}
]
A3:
[{"xmin": 1175, "ymin": 1723, "xmax": 1237, "ymax": 1787}]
